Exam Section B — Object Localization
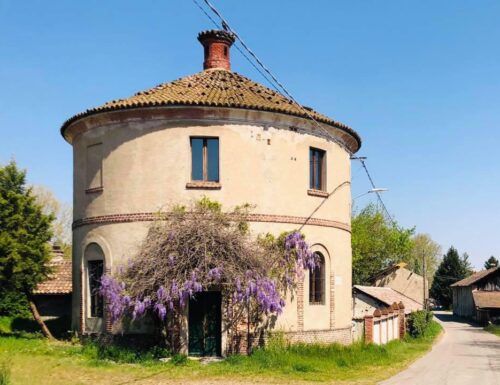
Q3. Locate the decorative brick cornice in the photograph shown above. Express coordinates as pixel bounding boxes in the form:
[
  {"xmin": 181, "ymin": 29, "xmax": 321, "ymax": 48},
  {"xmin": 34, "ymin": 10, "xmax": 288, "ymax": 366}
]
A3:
[{"xmin": 72, "ymin": 212, "xmax": 351, "ymax": 232}]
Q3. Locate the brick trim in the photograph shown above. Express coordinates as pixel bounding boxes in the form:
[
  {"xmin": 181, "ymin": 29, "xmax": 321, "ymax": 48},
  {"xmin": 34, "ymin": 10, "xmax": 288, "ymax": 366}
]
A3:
[
  {"xmin": 185, "ymin": 181, "xmax": 222, "ymax": 190},
  {"xmin": 307, "ymin": 189, "xmax": 329, "ymax": 198},
  {"xmin": 72, "ymin": 212, "xmax": 351, "ymax": 232},
  {"xmin": 85, "ymin": 186, "xmax": 103, "ymax": 194},
  {"xmin": 297, "ymin": 276, "xmax": 304, "ymax": 331},
  {"xmin": 80, "ymin": 267, "xmax": 84, "ymax": 335}
]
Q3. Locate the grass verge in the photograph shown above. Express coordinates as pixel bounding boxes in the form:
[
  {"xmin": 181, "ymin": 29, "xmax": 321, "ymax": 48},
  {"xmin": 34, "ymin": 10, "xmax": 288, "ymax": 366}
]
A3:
[
  {"xmin": 0, "ymin": 317, "xmax": 442, "ymax": 385},
  {"xmin": 484, "ymin": 323, "xmax": 500, "ymax": 337}
]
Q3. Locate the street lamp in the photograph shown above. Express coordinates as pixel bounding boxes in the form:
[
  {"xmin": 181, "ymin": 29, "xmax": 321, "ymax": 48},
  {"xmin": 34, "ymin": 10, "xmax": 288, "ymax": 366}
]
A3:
[{"xmin": 353, "ymin": 188, "xmax": 388, "ymax": 201}]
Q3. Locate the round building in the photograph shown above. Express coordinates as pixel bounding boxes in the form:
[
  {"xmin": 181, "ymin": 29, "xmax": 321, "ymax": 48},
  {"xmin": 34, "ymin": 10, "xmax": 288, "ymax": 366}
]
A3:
[{"xmin": 61, "ymin": 30, "xmax": 361, "ymax": 355}]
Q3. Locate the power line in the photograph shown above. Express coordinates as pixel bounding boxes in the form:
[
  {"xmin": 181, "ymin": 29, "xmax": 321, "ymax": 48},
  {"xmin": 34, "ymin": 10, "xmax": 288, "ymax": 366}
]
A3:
[
  {"xmin": 352, "ymin": 157, "xmax": 395, "ymax": 226},
  {"xmin": 192, "ymin": 0, "xmax": 395, "ymax": 225},
  {"xmin": 193, "ymin": 0, "xmax": 348, "ymax": 152}
]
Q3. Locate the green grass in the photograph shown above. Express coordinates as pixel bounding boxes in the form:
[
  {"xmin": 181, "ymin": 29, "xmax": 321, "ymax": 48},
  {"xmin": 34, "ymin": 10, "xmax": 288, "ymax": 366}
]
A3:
[
  {"xmin": 0, "ymin": 317, "xmax": 442, "ymax": 385},
  {"xmin": 484, "ymin": 323, "xmax": 500, "ymax": 337}
]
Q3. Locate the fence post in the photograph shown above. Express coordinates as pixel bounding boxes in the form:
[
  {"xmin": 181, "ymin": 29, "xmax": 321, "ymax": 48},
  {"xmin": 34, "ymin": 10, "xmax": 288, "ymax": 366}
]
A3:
[
  {"xmin": 398, "ymin": 301, "xmax": 406, "ymax": 339},
  {"xmin": 364, "ymin": 314, "xmax": 374, "ymax": 343}
]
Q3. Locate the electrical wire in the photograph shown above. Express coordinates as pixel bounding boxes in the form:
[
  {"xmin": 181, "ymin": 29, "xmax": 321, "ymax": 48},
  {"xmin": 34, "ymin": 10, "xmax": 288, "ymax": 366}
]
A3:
[{"xmin": 192, "ymin": 0, "xmax": 395, "ymax": 226}]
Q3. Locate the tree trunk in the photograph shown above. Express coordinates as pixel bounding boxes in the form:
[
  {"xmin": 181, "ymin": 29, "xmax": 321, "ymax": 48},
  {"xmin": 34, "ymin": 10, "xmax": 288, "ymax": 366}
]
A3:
[{"xmin": 27, "ymin": 294, "xmax": 55, "ymax": 340}]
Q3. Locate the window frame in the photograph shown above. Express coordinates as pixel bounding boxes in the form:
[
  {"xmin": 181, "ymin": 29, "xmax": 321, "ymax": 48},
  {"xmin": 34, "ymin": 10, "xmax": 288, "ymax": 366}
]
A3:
[
  {"xmin": 309, "ymin": 252, "xmax": 325, "ymax": 305},
  {"xmin": 87, "ymin": 260, "xmax": 104, "ymax": 318},
  {"xmin": 309, "ymin": 147, "xmax": 326, "ymax": 191},
  {"xmin": 190, "ymin": 137, "xmax": 220, "ymax": 182}
]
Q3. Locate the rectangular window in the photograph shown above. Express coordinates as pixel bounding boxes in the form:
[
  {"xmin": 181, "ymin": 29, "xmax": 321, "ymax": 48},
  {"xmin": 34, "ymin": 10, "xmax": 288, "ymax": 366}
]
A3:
[
  {"xmin": 309, "ymin": 147, "xmax": 326, "ymax": 191},
  {"xmin": 86, "ymin": 143, "xmax": 103, "ymax": 190},
  {"xmin": 191, "ymin": 138, "xmax": 219, "ymax": 182},
  {"xmin": 88, "ymin": 260, "xmax": 104, "ymax": 318},
  {"xmin": 309, "ymin": 255, "xmax": 325, "ymax": 304}
]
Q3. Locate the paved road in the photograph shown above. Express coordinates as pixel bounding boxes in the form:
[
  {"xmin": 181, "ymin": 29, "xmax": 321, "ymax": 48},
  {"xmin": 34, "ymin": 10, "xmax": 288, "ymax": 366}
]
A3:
[{"xmin": 380, "ymin": 311, "xmax": 500, "ymax": 385}]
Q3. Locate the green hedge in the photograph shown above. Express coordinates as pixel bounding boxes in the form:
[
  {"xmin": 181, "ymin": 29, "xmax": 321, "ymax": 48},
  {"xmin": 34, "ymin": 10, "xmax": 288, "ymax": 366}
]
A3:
[{"xmin": 407, "ymin": 310, "xmax": 434, "ymax": 338}]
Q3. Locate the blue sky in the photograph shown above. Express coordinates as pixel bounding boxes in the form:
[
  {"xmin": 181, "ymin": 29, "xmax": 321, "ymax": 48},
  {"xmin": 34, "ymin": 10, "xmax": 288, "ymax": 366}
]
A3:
[{"xmin": 1, "ymin": 0, "xmax": 499, "ymax": 269}]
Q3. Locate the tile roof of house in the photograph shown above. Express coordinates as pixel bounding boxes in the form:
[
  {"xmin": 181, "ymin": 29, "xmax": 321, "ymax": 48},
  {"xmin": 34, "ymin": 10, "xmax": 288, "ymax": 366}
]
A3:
[
  {"xmin": 353, "ymin": 285, "xmax": 422, "ymax": 314},
  {"xmin": 450, "ymin": 267, "xmax": 499, "ymax": 287},
  {"xmin": 34, "ymin": 256, "xmax": 72, "ymax": 295},
  {"xmin": 369, "ymin": 262, "xmax": 409, "ymax": 282},
  {"xmin": 60, "ymin": 69, "xmax": 361, "ymax": 151},
  {"xmin": 472, "ymin": 291, "xmax": 500, "ymax": 309}
]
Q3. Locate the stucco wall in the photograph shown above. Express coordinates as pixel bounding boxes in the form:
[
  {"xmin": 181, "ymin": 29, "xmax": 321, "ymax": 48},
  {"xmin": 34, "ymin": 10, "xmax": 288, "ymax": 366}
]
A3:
[{"xmin": 69, "ymin": 106, "xmax": 354, "ymax": 345}]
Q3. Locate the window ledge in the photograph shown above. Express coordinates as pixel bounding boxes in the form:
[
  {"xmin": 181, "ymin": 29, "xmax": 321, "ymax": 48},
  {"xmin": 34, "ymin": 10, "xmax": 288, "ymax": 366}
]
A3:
[
  {"xmin": 307, "ymin": 189, "xmax": 328, "ymax": 198},
  {"xmin": 309, "ymin": 302, "xmax": 326, "ymax": 306},
  {"xmin": 85, "ymin": 187, "xmax": 103, "ymax": 194},
  {"xmin": 186, "ymin": 181, "xmax": 221, "ymax": 190}
]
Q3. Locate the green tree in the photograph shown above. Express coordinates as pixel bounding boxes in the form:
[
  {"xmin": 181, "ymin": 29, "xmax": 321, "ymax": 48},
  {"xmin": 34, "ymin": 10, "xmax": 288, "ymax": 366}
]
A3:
[
  {"xmin": 406, "ymin": 233, "xmax": 441, "ymax": 287},
  {"xmin": 430, "ymin": 246, "xmax": 471, "ymax": 308},
  {"xmin": 351, "ymin": 204, "xmax": 414, "ymax": 285},
  {"xmin": 484, "ymin": 256, "xmax": 499, "ymax": 270},
  {"xmin": 33, "ymin": 185, "xmax": 72, "ymax": 258},
  {"xmin": 0, "ymin": 161, "xmax": 55, "ymax": 338}
]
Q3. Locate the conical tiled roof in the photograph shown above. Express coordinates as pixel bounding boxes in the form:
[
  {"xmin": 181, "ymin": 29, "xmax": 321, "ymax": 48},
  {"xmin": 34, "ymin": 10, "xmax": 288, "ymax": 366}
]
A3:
[{"xmin": 61, "ymin": 69, "xmax": 360, "ymax": 150}]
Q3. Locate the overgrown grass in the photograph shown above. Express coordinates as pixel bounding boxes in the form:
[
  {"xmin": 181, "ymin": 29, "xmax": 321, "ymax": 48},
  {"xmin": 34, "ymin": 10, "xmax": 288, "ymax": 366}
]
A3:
[
  {"xmin": 0, "ymin": 320, "xmax": 443, "ymax": 384},
  {"xmin": 484, "ymin": 323, "xmax": 500, "ymax": 337}
]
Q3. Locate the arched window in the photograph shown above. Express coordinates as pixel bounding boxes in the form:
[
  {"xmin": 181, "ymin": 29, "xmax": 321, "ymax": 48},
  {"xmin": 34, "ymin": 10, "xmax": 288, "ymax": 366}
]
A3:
[
  {"xmin": 84, "ymin": 243, "xmax": 105, "ymax": 318},
  {"xmin": 309, "ymin": 252, "xmax": 325, "ymax": 304}
]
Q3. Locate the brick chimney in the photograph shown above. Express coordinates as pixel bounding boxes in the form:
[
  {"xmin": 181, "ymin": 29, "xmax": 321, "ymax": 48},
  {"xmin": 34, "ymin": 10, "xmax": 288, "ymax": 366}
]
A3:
[{"xmin": 198, "ymin": 30, "xmax": 235, "ymax": 71}]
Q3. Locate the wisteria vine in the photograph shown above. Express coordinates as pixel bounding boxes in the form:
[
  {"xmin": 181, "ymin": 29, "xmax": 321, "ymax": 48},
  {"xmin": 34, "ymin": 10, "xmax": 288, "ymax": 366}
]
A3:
[{"xmin": 100, "ymin": 199, "xmax": 317, "ymax": 325}]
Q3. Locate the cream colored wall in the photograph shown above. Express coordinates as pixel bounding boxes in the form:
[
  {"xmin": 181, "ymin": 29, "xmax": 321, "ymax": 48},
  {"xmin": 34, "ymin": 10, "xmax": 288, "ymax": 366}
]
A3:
[{"xmin": 69, "ymin": 107, "xmax": 354, "ymax": 335}]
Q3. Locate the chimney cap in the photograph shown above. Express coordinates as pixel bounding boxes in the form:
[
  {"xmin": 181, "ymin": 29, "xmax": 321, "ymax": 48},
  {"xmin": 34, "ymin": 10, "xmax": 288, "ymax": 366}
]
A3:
[{"xmin": 197, "ymin": 29, "xmax": 235, "ymax": 45}]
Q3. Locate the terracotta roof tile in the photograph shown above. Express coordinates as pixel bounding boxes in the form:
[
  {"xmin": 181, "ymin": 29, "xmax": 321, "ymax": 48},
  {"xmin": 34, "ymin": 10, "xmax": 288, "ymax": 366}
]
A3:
[
  {"xmin": 450, "ymin": 267, "xmax": 499, "ymax": 287},
  {"xmin": 472, "ymin": 291, "xmax": 500, "ymax": 309},
  {"xmin": 354, "ymin": 285, "xmax": 422, "ymax": 314},
  {"xmin": 60, "ymin": 69, "xmax": 361, "ymax": 150},
  {"xmin": 34, "ymin": 258, "xmax": 72, "ymax": 295}
]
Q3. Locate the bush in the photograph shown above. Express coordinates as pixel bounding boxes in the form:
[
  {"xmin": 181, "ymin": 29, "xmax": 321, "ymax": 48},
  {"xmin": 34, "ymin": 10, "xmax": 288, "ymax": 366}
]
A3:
[
  {"xmin": 0, "ymin": 290, "xmax": 30, "ymax": 318},
  {"xmin": 170, "ymin": 354, "xmax": 188, "ymax": 366},
  {"xmin": 407, "ymin": 310, "xmax": 434, "ymax": 338}
]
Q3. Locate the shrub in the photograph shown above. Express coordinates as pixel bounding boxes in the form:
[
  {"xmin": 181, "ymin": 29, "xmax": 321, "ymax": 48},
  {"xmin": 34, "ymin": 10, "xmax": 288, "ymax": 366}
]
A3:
[
  {"xmin": 170, "ymin": 353, "xmax": 188, "ymax": 365},
  {"xmin": 407, "ymin": 310, "xmax": 434, "ymax": 338}
]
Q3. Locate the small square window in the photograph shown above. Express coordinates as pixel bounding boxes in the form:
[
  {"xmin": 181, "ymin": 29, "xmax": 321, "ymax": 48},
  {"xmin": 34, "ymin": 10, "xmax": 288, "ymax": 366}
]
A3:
[
  {"xmin": 191, "ymin": 138, "xmax": 219, "ymax": 182},
  {"xmin": 309, "ymin": 147, "xmax": 326, "ymax": 191}
]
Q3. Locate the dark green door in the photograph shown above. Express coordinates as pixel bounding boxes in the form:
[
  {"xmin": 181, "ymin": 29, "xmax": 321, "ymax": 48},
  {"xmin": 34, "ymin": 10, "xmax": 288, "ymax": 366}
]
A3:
[{"xmin": 188, "ymin": 291, "xmax": 221, "ymax": 356}]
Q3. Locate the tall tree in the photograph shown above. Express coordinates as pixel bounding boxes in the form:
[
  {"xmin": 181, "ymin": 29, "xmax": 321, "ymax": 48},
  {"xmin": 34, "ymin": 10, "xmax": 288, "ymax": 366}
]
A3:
[
  {"xmin": 32, "ymin": 185, "xmax": 72, "ymax": 258},
  {"xmin": 484, "ymin": 256, "xmax": 499, "ymax": 270},
  {"xmin": 0, "ymin": 161, "xmax": 55, "ymax": 338},
  {"xmin": 351, "ymin": 204, "xmax": 414, "ymax": 285},
  {"xmin": 430, "ymin": 246, "xmax": 471, "ymax": 308},
  {"xmin": 406, "ymin": 233, "xmax": 441, "ymax": 287}
]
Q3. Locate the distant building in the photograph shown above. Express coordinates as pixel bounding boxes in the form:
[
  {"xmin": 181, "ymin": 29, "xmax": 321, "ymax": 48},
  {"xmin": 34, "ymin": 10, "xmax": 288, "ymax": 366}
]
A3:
[
  {"xmin": 371, "ymin": 263, "xmax": 426, "ymax": 306},
  {"xmin": 353, "ymin": 285, "xmax": 422, "ymax": 319},
  {"xmin": 451, "ymin": 267, "xmax": 500, "ymax": 324},
  {"xmin": 352, "ymin": 285, "xmax": 413, "ymax": 344},
  {"xmin": 33, "ymin": 245, "xmax": 72, "ymax": 335}
]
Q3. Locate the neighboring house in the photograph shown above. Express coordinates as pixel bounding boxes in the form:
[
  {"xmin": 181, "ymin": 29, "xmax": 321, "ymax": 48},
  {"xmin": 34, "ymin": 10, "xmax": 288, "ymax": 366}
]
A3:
[
  {"xmin": 60, "ymin": 29, "xmax": 362, "ymax": 355},
  {"xmin": 33, "ymin": 245, "xmax": 72, "ymax": 335},
  {"xmin": 371, "ymin": 262, "xmax": 426, "ymax": 306},
  {"xmin": 352, "ymin": 286, "xmax": 413, "ymax": 344},
  {"xmin": 353, "ymin": 285, "xmax": 422, "ymax": 319},
  {"xmin": 451, "ymin": 267, "xmax": 500, "ymax": 324}
]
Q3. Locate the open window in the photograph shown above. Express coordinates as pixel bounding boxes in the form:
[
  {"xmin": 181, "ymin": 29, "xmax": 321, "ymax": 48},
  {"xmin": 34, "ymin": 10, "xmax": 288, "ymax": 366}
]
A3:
[{"xmin": 84, "ymin": 243, "xmax": 105, "ymax": 319}]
